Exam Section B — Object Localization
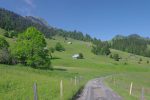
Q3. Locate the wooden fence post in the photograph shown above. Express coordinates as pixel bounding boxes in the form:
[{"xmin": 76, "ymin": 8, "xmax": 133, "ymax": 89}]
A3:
[
  {"xmin": 71, "ymin": 78, "xmax": 73, "ymax": 84},
  {"xmin": 129, "ymin": 82, "xmax": 133, "ymax": 95},
  {"xmin": 141, "ymin": 87, "xmax": 144, "ymax": 100},
  {"xmin": 33, "ymin": 82, "xmax": 38, "ymax": 100},
  {"xmin": 113, "ymin": 77, "xmax": 116, "ymax": 86},
  {"xmin": 75, "ymin": 76, "xmax": 77, "ymax": 86},
  {"xmin": 60, "ymin": 80, "xmax": 63, "ymax": 99},
  {"xmin": 78, "ymin": 77, "xmax": 80, "ymax": 85}
]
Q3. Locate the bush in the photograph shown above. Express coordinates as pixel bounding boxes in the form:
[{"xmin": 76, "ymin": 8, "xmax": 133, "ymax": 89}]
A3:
[
  {"xmin": 3, "ymin": 30, "xmax": 17, "ymax": 38},
  {"xmin": 49, "ymin": 47, "xmax": 55, "ymax": 58},
  {"xmin": 113, "ymin": 54, "xmax": 119, "ymax": 61},
  {"xmin": 139, "ymin": 58, "xmax": 142, "ymax": 62},
  {"xmin": 123, "ymin": 62, "xmax": 128, "ymax": 65},
  {"xmin": 0, "ymin": 48, "xmax": 10, "ymax": 64},
  {"xmin": 50, "ymin": 47, "xmax": 55, "ymax": 53},
  {"xmin": 0, "ymin": 36, "xmax": 12, "ymax": 64},
  {"xmin": 55, "ymin": 42, "xmax": 65, "ymax": 51},
  {"xmin": 147, "ymin": 60, "xmax": 149, "ymax": 64},
  {"xmin": 109, "ymin": 54, "xmax": 113, "ymax": 58},
  {"xmin": 3, "ymin": 32, "xmax": 9, "ymax": 37},
  {"xmin": 0, "ymin": 36, "xmax": 9, "ymax": 49},
  {"xmin": 79, "ymin": 53, "xmax": 84, "ymax": 59},
  {"xmin": 91, "ymin": 46, "xmax": 98, "ymax": 55},
  {"xmin": 138, "ymin": 61, "xmax": 141, "ymax": 64}
]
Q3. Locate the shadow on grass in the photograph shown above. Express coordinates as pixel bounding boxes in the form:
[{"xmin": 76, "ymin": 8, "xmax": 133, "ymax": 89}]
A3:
[
  {"xmin": 34, "ymin": 67, "xmax": 52, "ymax": 70},
  {"xmin": 71, "ymin": 85, "xmax": 84, "ymax": 100},
  {"xmin": 51, "ymin": 57, "xmax": 61, "ymax": 60},
  {"xmin": 52, "ymin": 68, "xmax": 67, "ymax": 71},
  {"xmin": 33, "ymin": 67, "xmax": 67, "ymax": 71}
]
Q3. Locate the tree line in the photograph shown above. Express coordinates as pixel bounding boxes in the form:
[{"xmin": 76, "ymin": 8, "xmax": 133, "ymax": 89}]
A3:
[
  {"xmin": 0, "ymin": 8, "xmax": 94, "ymax": 42},
  {"xmin": 111, "ymin": 34, "xmax": 150, "ymax": 57},
  {"xmin": 91, "ymin": 38, "xmax": 111, "ymax": 55}
]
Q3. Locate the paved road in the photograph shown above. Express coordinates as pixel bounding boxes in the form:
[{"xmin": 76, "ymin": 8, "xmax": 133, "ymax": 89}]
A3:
[{"xmin": 76, "ymin": 78, "xmax": 123, "ymax": 100}]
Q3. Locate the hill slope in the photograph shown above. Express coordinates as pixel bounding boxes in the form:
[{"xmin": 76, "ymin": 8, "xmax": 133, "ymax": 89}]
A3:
[
  {"xmin": 0, "ymin": 8, "xmax": 94, "ymax": 42},
  {"xmin": 0, "ymin": 34, "xmax": 150, "ymax": 100},
  {"xmin": 25, "ymin": 16, "xmax": 50, "ymax": 28}
]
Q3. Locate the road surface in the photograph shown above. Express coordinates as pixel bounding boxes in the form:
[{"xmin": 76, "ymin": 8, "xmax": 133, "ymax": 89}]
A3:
[{"xmin": 76, "ymin": 78, "xmax": 123, "ymax": 100}]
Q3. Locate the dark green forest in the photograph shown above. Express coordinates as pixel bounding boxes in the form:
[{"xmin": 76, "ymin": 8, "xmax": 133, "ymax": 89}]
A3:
[
  {"xmin": 111, "ymin": 34, "xmax": 150, "ymax": 57},
  {"xmin": 0, "ymin": 8, "xmax": 93, "ymax": 42}
]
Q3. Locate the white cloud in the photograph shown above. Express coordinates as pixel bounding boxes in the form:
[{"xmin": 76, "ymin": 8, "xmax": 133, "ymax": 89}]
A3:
[
  {"xmin": 18, "ymin": 0, "xmax": 36, "ymax": 15},
  {"xmin": 18, "ymin": 7, "xmax": 32, "ymax": 16},
  {"xmin": 24, "ymin": 0, "xmax": 35, "ymax": 8}
]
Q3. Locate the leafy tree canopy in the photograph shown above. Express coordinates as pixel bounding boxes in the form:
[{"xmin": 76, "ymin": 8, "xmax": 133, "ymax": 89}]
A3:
[{"xmin": 13, "ymin": 27, "xmax": 51, "ymax": 68}]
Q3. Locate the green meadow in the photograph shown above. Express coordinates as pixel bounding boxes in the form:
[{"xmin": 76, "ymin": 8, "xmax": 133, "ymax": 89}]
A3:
[{"xmin": 0, "ymin": 33, "xmax": 150, "ymax": 100}]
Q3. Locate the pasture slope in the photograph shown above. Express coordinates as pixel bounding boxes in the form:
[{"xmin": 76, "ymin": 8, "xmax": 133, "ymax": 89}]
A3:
[{"xmin": 0, "ymin": 31, "xmax": 150, "ymax": 100}]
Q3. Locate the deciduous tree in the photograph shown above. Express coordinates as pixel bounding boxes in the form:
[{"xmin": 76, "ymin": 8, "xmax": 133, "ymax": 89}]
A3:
[{"xmin": 13, "ymin": 27, "xmax": 51, "ymax": 68}]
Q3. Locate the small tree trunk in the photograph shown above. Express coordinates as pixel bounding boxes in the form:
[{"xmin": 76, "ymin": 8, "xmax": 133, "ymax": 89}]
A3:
[{"xmin": 50, "ymin": 53, "xmax": 52, "ymax": 59}]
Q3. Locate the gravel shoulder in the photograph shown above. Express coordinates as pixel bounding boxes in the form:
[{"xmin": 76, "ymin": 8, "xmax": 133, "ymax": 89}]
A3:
[{"xmin": 76, "ymin": 78, "xmax": 123, "ymax": 100}]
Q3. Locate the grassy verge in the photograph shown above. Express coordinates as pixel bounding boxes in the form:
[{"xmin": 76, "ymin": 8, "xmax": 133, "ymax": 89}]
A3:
[{"xmin": 105, "ymin": 72, "xmax": 150, "ymax": 100}]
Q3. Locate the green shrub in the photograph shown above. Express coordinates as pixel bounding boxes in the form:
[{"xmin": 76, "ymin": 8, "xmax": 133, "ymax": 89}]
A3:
[
  {"xmin": 0, "ymin": 36, "xmax": 9, "ymax": 49},
  {"xmin": 55, "ymin": 42, "xmax": 65, "ymax": 51},
  {"xmin": 139, "ymin": 58, "xmax": 142, "ymax": 62},
  {"xmin": 3, "ymin": 32, "xmax": 9, "ymax": 37},
  {"xmin": 138, "ymin": 61, "xmax": 141, "ymax": 64},
  {"xmin": 0, "ymin": 36, "xmax": 11, "ymax": 64},
  {"xmin": 113, "ymin": 54, "xmax": 119, "ymax": 61},
  {"xmin": 79, "ymin": 53, "xmax": 84, "ymax": 59},
  {"xmin": 49, "ymin": 47, "xmax": 55, "ymax": 58},
  {"xmin": 109, "ymin": 54, "xmax": 113, "ymax": 58},
  {"xmin": 0, "ymin": 48, "xmax": 10, "ymax": 64},
  {"xmin": 3, "ymin": 30, "xmax": 17, "ymax": 38},
  {"xmin": 123, "ymin": 62, "xmax": 128, "ymax": 65}
]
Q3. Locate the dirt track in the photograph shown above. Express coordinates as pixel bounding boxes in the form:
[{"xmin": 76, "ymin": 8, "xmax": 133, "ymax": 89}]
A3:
[{"xmin": 76, "ymin": 78, "xmax": 123, "ymax": 100}]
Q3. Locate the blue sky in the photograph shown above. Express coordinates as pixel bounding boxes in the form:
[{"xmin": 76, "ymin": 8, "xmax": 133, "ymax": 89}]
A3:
[{"xmin": 0, "ymin": 0, "xmax": 150, "ymax": 40}]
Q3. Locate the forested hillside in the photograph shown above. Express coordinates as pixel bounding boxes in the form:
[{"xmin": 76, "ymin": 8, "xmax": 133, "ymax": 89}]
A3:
[
  {"xmin": 0, "ymin": 8, "xmax": 150, "ymax": 58},
  {"xmin": 111, "ymin": 34, "xmax": 150, "ymax": 57},
  {"xmin": 0, "ymin": 8, "xmax": 94, "ymax": 42},
  {"xmin": 0, "ymin": 8, "xmax": 56, "ymax": 37}
]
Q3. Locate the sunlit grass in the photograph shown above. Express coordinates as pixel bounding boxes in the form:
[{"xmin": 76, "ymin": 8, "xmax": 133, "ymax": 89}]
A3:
[{"xmin": 0, "ymin": 36, "xmax": 150, "ymax": 99}]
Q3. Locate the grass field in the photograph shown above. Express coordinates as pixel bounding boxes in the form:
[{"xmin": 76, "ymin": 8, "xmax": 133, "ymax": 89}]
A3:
[
  {"xmin": 0, "ymin": 32, "xmax": 150, "ymax": 100},
  {"xmin": 105, "ymin": 72, "xmax": 150, "ymax": 100}
]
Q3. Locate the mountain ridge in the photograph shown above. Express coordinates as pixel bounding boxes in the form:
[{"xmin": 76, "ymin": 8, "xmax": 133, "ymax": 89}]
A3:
[{"xmin": 0, "ymin": 8, "xmax": 94, "ymax": 42}]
